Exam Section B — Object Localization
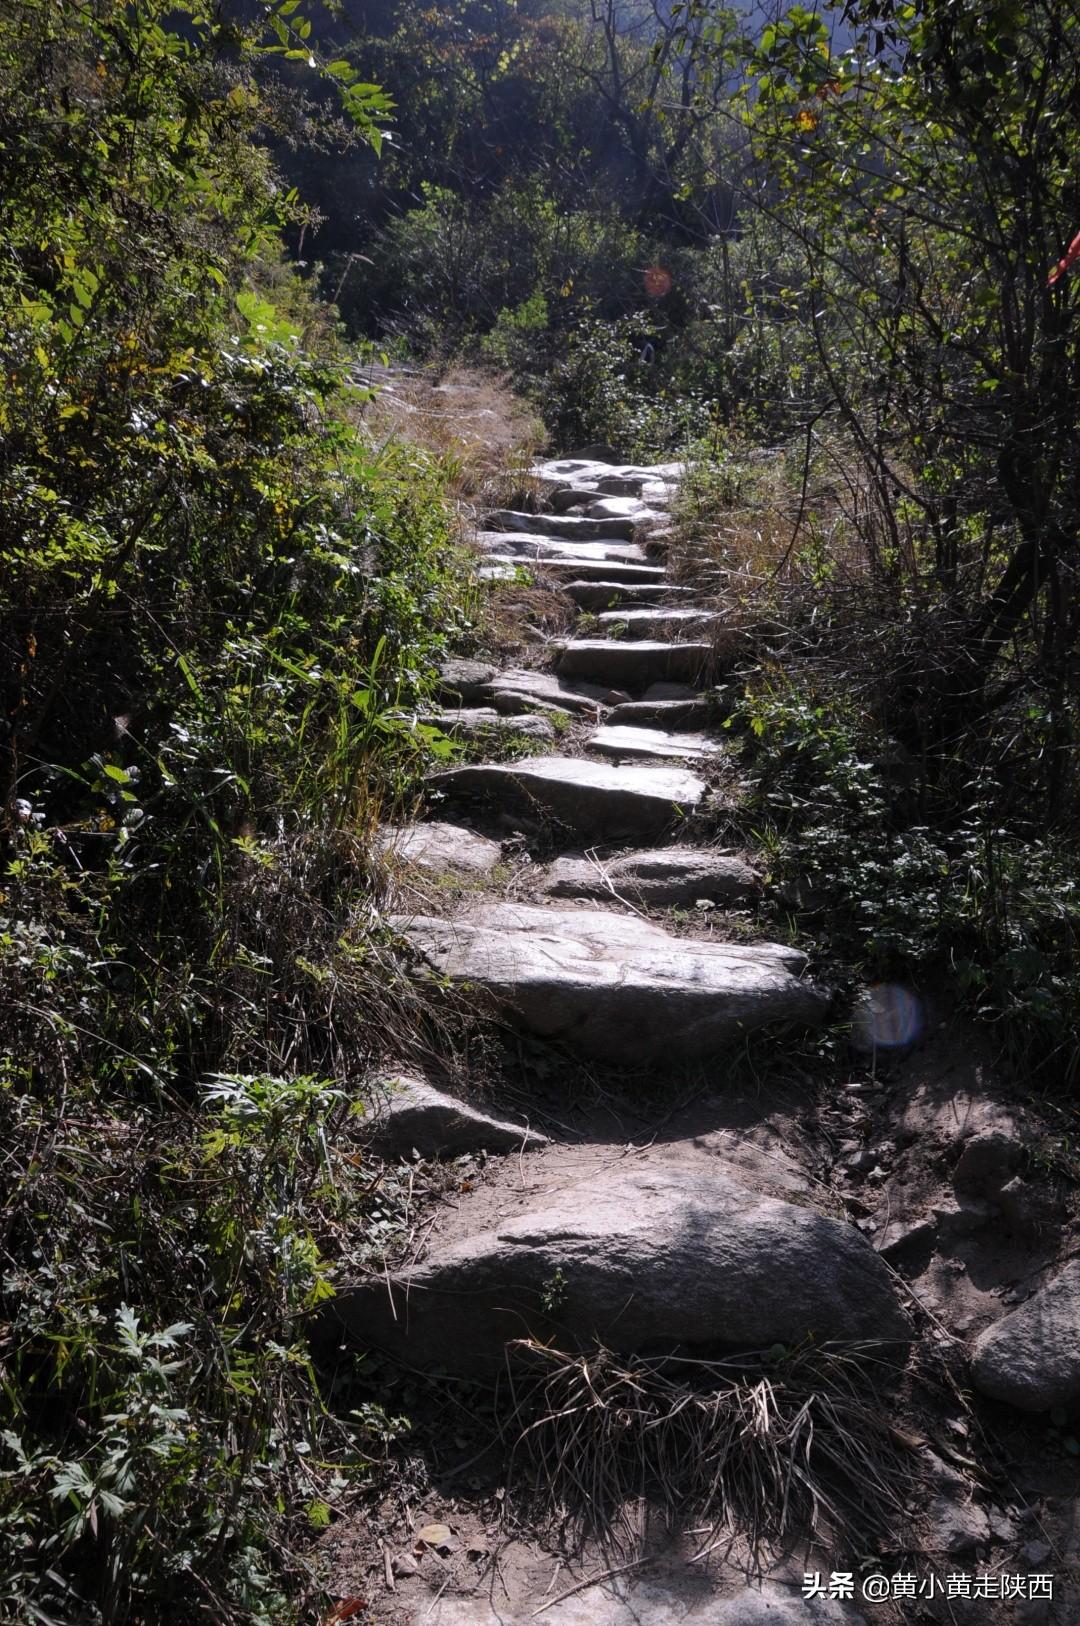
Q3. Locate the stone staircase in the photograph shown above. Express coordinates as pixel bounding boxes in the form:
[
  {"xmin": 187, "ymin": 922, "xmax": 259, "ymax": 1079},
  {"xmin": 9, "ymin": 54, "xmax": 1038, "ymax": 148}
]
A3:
[
  {"xmin": 341, "ymin": 453, "xmax": 902, "ymax": 1623},
  {"xmin": 324, "ymin": 451, "xmax": 1080, "ymax": 1626}
]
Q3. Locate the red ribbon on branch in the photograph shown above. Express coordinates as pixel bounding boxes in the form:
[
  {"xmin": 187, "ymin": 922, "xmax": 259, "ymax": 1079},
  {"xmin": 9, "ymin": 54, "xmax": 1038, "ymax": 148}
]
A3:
[{"xmin": 1047, "ymin": 229, "xmax": 1080, "ymax": 286}]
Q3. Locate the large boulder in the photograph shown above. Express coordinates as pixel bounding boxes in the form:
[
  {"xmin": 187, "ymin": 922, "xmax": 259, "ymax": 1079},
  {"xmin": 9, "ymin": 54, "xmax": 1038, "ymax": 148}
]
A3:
[
  {"xmin": 335, "ymin": 1160, "xmax": 910, "ymax": 1375},
  {"xmin": 970, "ymin": 1261, "xmax": 1080, "ymax": 1411},
  {"xmin": 396, "ymin": 901, "xmax": 826, "ymax": 1064}
]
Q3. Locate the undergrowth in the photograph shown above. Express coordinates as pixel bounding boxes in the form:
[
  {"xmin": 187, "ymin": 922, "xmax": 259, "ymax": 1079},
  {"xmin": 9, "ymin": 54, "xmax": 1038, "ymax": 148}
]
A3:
[
  {"xmin": 671, "ymin": 434, "xmax": 1080, "ymax": 1084},
  {"xmin": 0, "ymin": 4, "xmax": 497, "ymax": 1620}
]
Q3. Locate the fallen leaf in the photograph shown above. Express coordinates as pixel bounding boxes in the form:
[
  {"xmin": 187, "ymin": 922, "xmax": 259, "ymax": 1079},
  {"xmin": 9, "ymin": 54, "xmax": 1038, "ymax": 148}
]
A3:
[
  {"xmin": 416, "ymin": 1522, "xmax": 452, "ymax": 1547},
  {"xmin": 324, "ymin": 1600, "xmax": 367, "ymax": 1624}
]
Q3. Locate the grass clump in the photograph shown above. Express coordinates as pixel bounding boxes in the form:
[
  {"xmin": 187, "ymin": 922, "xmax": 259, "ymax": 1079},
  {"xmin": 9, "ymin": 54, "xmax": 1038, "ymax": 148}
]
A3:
[{"xmin": 500, "ymin": 1339, "xmax": 915, "ymax": 1563}]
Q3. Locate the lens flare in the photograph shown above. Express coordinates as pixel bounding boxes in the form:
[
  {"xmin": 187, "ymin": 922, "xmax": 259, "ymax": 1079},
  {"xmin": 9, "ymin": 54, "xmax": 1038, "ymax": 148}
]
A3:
[
  {"xmin": 643, "ymin": 265, "xmax": 672, "ymax": 298},
  {"xmin": 852, "ymin": 983, "xmax": 923, "ymax": 1051}
]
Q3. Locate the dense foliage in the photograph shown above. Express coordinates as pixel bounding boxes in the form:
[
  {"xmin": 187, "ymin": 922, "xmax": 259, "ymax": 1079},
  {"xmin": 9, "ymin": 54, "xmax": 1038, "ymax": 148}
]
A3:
[
  {"xmin": 715, "ymin": 0, "xmax": 1080, "ymax": 1072},
  {"xmin": 0, "ymin": 4, "xmax": 473, "ymax": 1620}
]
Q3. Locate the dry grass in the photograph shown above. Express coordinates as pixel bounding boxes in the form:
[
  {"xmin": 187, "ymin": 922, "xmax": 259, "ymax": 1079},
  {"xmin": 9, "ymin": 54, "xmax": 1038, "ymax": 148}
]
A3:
[
  {"xmin": 668, "ymin": 430, "xmax": 901, "ymax": 609},
  {"xmin": 357, "ymin": 363, "xmax": 547, "ymax": 511},
  {"xmin": 499, "ymin": 1339, "xmax": 917, "ymax": 1563}
]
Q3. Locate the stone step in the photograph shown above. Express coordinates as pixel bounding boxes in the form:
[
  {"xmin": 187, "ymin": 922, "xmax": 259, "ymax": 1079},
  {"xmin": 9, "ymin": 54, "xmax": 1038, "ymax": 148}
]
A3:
[
  {"xmin": 485, "ymin": 508, "xmax": 638, "ymax": 542},
  {"xmin": 437, "ymin": 659, "xmax": 625, "ymax": 716},
  {"xmin": 520, "ymin": 557, "xmax": 669, "ymax": 586},
  {"xmin": 337, "ymin": 1150, "xmax": 906, "ymax": 1382},
  {"xmin": 406, "ymin": 1581, "xmax": 869, "ymax": 1625},
  {"xmin": 474, "ymin": 560, "xmax": 521, "ymax": 582},
  {"xmin": 595, "ymin": 606, "xmax": 722, "ymax": 640},
  {"xmin": 378, "ymin": 820, "xmax": 502, "ymax": 876},
  {"xmin": 532, "ymin": 456, "xmax": 683, "ymax": 487},
  {"xmin": 429, "ymin": 756, "xmax": 707, "ymax": 841},
  {"xmin": 556, "ymin": 638, "xmax": 715, "ymax": 691},
  {"xmin": 537, "ymin": 846, "xmax": 759, "ymax": 907},
  {"xmin": 366, "ymin": 1070, "xmax": 547, "ymax": 1158},
  {"xmin": 587, "ymin": 723, "xmax": 720, "ymax": 762},
  {"xmin": 396, "ymin": 900, "xmax": 826, "ymax": 1066},
  {"xmin": 582, "ymin": 495, "xmax": 666, "ymax": 526},
  {"xmin": 608, "ymin": 697, "xmax": 712, "ymax": 729},
  {"xmin": 562, "ymin": 580, "xmax": 694, "ymax": 611},
  {"xmin": 427, "ymin": 707, "xmax": 554, "ymax": 743},
  {"xmin": 474, "ymin": 531, "xmax": 649, "ymax": 568},
  {"xmin": 550, "ymin": 479, "xmax": 674, "ymax": 513}
]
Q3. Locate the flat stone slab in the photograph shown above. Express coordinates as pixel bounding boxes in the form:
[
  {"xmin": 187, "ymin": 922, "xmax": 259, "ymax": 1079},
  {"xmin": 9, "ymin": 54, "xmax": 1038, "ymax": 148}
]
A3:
[
  {"xmin": 970, "ymin": 1260, "xmax": 1080, "ymax": 1411},
  {"xmin": 379, "ymin": 821, "xmax": 502, "ymax": 876},
  {"xmin": 473, "ymin": 560, "xmax": 520, "ymax": 582},
  {"xmin": 429, "ymin": 757, "xmax": 707, "ymax": 842},
  {"xmin": 588, "ymin": 724, "xmax": 720, "ymax": 762},
  {"xmin": 486, "ymin": 508, "xmax": 638, "ymax": 542},
  {"xmin": 533, "ymin": 457, "xmax": 683, "ymax": 487},
  {"xmin": 583, "ymin": 495, "xmax": 666, "ymax": 527},
  {"xmin": 552, "ymin": 480, "xmax": 673, "ymax": 513},
  {"xmin": 396, "ymin": 900, "xmax": 825, "ymax": 1064},
  {"xmin": 475, "ymin": 531, "xmax": 649, "ymax": 567},
  {"xmin": 646, "ymin": 681, "xmax": 699, "ymax": 699},
  {"xmin": 365, "ymin": 1070, "xmax": 547, "ymax": 1158},
  {"xmin": 437, "ymin": 659, "xmax": 623, "ymax": 715},
  {"xmin": 564, "ymin": 580, "xmax": 694, "ymax": 611},
  {"xmin": 418, "ymin": 1583, "xmax": 864, "ymax": 1625},
  {"xmin": 610, "ymin": 698, "xmax": 712, "ymax": 729},
  {"xmin": 595, "ymin": 606, "xmax": 722, "ymax": 639},
  {"xmin": 557, "ymin": 639, "xmax": 715, "ymax": 691},
  {"xmin": 429, "ymin": 707, "xmax": 554, "ymax": 743},
  {"xmin": 539, "ymin": 848, "xmax": 760, "ymax": 907},
  {"xmin": 338, "ymin": 1156, "xmax": 907, "ymax": 1376},
  {"xmin": 511, "ymin": 557, "xmax": 669, "ymax": 586}
]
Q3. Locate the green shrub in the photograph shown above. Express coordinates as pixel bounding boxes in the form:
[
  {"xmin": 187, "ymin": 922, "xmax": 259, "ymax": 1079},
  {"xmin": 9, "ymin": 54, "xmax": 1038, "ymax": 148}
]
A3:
[
  {"xmin": 739, "ymin": 675, "xmax": 1080, "ymax": 1081},
  {"xmin": 0, "ymin": 4, "xmax": 473, "ymax": 1619}
]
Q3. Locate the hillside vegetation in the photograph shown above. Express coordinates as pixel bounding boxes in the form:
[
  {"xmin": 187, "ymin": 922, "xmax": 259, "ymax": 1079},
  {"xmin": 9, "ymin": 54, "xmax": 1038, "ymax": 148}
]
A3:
[{"xmin": 0, "ymin": 4, "xmax": 482, "ymax": 1620}]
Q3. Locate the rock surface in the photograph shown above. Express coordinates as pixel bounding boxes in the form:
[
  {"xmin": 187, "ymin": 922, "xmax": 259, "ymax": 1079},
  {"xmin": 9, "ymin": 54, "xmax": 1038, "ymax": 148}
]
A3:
[
  {"xmin": 953, "ymin": 1129, "xmax": 1022, "ymax": 1197},
  {"xmin": 380, "ymin": 821, "xmax": 502, "ymax": 876},
  {"xmin": 337, "ymin": 1159, "xmax": 909, "ymax": 1374},
  {"xmin": 595, "ymin": 606, "xmax": 722, "ymax": 639},
  {"xmin": 563, "ymin": 580, "xmax": 693, "ymax": 611},
  {"xmin": 538, "ymin": 847, "xmax": 760, "ymax": 907},
  {"xmin": 609, "ymin": 697, "xmax": 713, "ymax": 729},
  {"xmin": 486, "ymin": 507, "xmax": 639, "ymax": 542},
  {"xmin": 514, "ymin": 556, "xmax": 669, "ymax": 585},
  {"xmin": 419, "ymin": 1584, "xmax": 864, "ymax": 1625},
  {"xmin": 429, "ymin": 707, "xmax": 554, "ymax": 742},
  {"xmin": 475, "ymin": 531, "xmax": 648, "ymax": 568},
  {"xmin": 396, "ymin": 900, "xmax": 825, "ymax": 1062},
  {"xmin": 365, "ymin": 1071, "xmax": 548, "ymax": 1157},
  {"xmin": 430, "ymin": 756, "xmax": 708, "ymax": 841},
  {"xmin": 557, "ymin": 638, "xmax": 715, "ymax": 690},
  {"xmin": 438, "ymin": 659, "xmax": 623, "ymax": 715},
  {"xmin": 588, "ymin": 723, "xmax": 721, "ymax": 761},
  {"xmin": 970, "ymin": 1260, "xmax": 1080, "ymax": 1411}
]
